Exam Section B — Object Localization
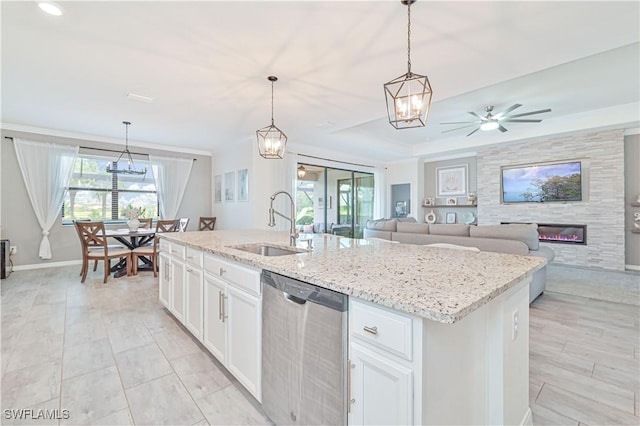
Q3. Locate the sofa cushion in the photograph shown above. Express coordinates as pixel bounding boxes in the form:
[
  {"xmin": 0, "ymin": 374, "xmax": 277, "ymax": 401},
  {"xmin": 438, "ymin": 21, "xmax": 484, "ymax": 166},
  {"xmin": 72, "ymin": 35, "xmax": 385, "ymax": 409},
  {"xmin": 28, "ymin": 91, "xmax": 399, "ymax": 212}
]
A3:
[
  {"xmin": 302, "ymin": 224, "xmax": 314, "ymax": 233},
  {"xmin": 391, "ymin": 233, "xmax": 530, "ymax": 255},
  {"xmin": 396, "ymin": 222, "xmax": 429, "ymax": 234},
  {"xmin": 470, "ymin": 223, "xmax": 539, "ymax": 250},
  {"xmin": 426, "ymin": 243, "xmax": 480, "ymax": 252},
  {"xmin": 429, "ymin": 224, "xmax": 470, "ymax": 237},
  {"xmin": 397, "ymin": 217, "xmax": 418, "ymax": 223},
  {"xmin": 366, "ymin": 219, "xmax": 398, "ymax": 232},
  {"xmin": 363, "ymin": 229, "xmax": 393, "ymax": 240}
]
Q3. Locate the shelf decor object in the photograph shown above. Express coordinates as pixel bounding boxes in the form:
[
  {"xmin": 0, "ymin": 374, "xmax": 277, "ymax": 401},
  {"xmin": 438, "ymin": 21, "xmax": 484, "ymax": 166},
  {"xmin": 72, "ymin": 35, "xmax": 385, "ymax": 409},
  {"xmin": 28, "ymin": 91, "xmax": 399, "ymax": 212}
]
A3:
[
  {"xmin": 106, "ymin": 121, "xmax": 147, "ymax": 175},
  {"xmin": 383, "ymin": 0, "xmax": 432, "ymax": 129},
  {"xmin": 256, "ymin": 76, "xmax": 287, "ymax": 159}
]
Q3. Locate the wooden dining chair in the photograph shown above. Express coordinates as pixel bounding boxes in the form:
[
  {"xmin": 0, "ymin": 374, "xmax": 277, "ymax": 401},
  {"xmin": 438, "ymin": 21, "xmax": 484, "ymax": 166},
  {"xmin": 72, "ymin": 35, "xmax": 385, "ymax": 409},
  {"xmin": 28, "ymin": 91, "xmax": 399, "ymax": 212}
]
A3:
[
  {"xmin": 132, "ymin": 219, "xmax": 179, "ymax": 276},
  {"xmin": 198, "ymin": 216, "xmax": 216, "ymax": 231},
  {"xmin": 138, "ymin": 218, "xmax": 153, "ymax": 229},
  {"xmin": 75, "ymin": 221, "xmax": 132, "ymax": 283},
  {"xmin": 178, "ymin": 217, "xmax": 190, "ymax": 232}
]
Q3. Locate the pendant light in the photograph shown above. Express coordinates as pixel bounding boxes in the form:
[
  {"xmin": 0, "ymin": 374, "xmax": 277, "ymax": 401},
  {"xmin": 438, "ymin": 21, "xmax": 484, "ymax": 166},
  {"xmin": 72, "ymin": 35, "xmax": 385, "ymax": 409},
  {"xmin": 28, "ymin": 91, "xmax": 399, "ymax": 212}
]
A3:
[
  {"xmin": 256, "ymin": 76, "xmax": 288, "ymax": 159},
  {"xmin": 297, "ymin": 165, "xmax": 307, "ymax": 179},
  {"xmin": 384, "ymin": 0, "xmax": 433, "ymax": 129},
  {"xmin": 106, "ymin": 121, "xmax": 147, "ymax": 175}
]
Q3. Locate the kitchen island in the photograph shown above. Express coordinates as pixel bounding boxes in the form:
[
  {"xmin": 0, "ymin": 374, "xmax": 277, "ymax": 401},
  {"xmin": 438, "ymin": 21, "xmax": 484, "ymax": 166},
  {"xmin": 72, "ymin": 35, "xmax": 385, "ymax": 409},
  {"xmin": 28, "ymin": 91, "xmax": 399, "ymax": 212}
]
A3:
[{"xmin": 159, "ymin": 229, "xmax": 546, "ymax": 425}]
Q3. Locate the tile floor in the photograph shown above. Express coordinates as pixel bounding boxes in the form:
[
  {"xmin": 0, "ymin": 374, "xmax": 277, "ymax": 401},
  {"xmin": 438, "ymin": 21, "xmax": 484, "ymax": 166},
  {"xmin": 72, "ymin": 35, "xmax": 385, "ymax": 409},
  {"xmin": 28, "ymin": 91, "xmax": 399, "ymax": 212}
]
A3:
[
  {"xmin": 1, "ymin": 263, "xmax": 639, "ymax": 425},
  {"xmin": 1, "ymin": 266, "xmax": 270, "ymax": 425}
]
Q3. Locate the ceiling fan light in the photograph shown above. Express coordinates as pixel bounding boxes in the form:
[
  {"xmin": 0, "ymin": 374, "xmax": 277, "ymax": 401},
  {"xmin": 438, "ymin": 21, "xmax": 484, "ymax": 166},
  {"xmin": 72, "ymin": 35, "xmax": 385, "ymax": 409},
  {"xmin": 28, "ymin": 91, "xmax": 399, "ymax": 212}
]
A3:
[
  {"xmin": 38, "ymin": 1, "xmax": 63, "ymax": 16},
  {"xmin": 480, "ymin": 120, "xmax": 499, "ymax": 131}
]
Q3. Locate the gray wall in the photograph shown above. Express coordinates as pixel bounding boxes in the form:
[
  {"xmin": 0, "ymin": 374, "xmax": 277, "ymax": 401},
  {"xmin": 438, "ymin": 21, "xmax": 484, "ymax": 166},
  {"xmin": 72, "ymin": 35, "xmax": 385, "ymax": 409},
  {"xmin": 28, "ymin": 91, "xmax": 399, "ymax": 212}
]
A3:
[
  {"xmin": 1, "ymin": 130, "xmax": 211, "ymax": 268},
  {"xmin": 477, "ymin": 129, "xmax": 625, "ymax": 271},
  {"xmin": 624, "ymin": 134, "xmax": 640, "ymax": 269},
  {"xmin": 423, "ymin": 156, "xmax": 477, "ymax": 224},
  {"xmin": 391, "ymin": 183, "xmax": 410, "ymax": 218}
]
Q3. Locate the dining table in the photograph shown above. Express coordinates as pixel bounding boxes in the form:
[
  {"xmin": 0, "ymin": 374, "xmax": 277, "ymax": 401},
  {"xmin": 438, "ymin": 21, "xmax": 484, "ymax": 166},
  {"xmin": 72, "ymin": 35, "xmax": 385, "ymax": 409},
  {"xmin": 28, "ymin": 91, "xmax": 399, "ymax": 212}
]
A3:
[{"xmin": 104, "ymin": 228, "xmax": 156, "ymax": 277}]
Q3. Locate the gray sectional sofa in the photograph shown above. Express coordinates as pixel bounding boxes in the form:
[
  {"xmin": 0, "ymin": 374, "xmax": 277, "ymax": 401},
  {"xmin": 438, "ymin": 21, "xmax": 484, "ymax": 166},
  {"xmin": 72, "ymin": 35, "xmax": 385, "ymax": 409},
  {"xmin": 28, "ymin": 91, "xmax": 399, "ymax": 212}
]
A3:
[{"xmin": 363, "ymin": 219, "xmax": 555, "ymax": 303}]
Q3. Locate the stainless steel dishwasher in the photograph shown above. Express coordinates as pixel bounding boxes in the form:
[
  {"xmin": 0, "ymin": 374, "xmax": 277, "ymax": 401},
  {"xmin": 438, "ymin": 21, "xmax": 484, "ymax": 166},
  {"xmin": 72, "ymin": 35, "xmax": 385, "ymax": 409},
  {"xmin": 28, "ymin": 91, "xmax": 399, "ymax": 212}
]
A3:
[{"xmin": 261, "ymin": 270, "xmax": 348, "ymax": 425}]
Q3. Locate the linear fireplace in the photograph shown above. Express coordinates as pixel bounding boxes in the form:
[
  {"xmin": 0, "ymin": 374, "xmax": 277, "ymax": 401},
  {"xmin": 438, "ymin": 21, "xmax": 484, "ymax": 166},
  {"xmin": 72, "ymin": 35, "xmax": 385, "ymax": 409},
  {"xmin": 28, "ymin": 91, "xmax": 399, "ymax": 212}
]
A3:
[{"xmin": 502, "ymin": 222, "xmax": 587, "ymax": 245}]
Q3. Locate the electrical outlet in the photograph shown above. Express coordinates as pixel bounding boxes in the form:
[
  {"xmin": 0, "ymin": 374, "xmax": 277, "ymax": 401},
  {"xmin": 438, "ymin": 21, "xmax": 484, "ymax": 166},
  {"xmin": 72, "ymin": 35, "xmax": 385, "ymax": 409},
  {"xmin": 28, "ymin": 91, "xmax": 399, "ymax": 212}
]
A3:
[
  {"xmin": 512, "ymin": 309, "xmax": 519, "ymax": 341},
  {"xmin": 9, "ymin": 246, "xmax": 17, "ymax": 255}
]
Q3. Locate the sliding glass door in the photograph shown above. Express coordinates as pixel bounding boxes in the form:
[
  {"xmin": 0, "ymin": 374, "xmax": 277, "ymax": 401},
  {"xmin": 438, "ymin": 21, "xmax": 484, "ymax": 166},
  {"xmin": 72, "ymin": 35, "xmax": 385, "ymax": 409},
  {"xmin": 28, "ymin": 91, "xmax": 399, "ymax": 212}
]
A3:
[{"xmin": 295, "ymin": 163, "xmax": 374, "ymax": 238}]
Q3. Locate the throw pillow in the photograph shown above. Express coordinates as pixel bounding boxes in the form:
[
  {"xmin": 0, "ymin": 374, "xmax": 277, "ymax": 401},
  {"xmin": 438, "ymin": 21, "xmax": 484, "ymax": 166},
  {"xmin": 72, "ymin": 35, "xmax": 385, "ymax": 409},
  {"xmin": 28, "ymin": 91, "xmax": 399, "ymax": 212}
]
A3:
[{"xmin": 302, "ymin": 224, "xmax": 314, "ymax": 233}]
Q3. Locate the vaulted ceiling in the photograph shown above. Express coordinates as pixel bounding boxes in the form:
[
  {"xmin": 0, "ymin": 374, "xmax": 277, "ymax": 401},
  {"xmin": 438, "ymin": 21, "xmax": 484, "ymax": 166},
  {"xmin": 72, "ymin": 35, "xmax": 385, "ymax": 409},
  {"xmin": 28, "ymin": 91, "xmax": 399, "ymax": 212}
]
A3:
[{"xmin": 2, "ymin": 1, "xmax": 639, "ymax": 162}]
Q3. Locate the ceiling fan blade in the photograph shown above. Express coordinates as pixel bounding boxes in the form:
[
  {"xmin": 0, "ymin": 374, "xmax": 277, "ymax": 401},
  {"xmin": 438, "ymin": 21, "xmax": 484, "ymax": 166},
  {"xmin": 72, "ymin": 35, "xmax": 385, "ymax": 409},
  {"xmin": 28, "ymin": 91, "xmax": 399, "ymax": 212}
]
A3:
[
  {"xmin": 466, "ymin": 127, "xmax": 481, "ymax": 137},
  {"xmin": 495, "ymin": 104, "xmax": 522, "ymax": 118},
  {"xmin": 468, "ymin": 112, "xmax": 486, "ymax": 121},
  {"xmin": 502, "ymin": 119, "xmax": 543, "ymax": 123},
  {"xmin": 442, "ymin": 123, "xmax": 479, "ymax": 133},
  {"xmin": 440, "ymin": 120, "xmax": 482, "ymax": 125},
  {"xmin": 498, "ymin": 124, "xmax": 508, "ymax": 133},
  {"xmin": 505, "ymin": 108, "xmax": 551, "ymax": 119}
]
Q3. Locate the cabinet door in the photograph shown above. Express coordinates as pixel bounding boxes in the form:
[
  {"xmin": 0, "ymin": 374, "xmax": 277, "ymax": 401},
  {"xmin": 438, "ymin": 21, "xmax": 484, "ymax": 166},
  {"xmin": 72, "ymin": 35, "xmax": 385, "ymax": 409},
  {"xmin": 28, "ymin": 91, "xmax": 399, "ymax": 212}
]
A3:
[
  {"xmin": 171, "ymin": 259, "xmax": 186, "ymax": 323},
  {"xmin": 349, "ymin": 343, "xmax": 413, "ymax": 426},
  {"xmin": 158, "ymin": 252, "xmax": 171, "ymax": 309},
  {"xmin": 226, "ymin": 284, "xmax": 262, "ymax": 402},
  {"xmin": 184, "ymin": 266, "xmax": 203, "ymax": 341},
  {"xmin": 203, "ymin": 273, "xmax": 226, "ymax": 363}
]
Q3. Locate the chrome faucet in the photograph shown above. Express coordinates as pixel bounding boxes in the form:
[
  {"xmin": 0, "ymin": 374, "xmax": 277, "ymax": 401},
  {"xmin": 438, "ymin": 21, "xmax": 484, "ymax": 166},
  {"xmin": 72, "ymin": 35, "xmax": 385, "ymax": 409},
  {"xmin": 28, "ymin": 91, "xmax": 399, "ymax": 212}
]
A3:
[{"xmin": 268, "ymin": 190, "xmax": 299, "ymax": 246}]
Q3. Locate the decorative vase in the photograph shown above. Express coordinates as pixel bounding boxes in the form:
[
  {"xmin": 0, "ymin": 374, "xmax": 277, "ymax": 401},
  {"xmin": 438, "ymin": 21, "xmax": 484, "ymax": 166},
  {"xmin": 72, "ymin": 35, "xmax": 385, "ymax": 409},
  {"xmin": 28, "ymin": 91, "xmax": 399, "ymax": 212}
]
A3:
[
  {"xmin": 127, "ymin": 217, "xmax": 140, "ymax": 232},
  {"xmin": 425, "ymin": 210, "xmax": 437, "ymax": 224}
]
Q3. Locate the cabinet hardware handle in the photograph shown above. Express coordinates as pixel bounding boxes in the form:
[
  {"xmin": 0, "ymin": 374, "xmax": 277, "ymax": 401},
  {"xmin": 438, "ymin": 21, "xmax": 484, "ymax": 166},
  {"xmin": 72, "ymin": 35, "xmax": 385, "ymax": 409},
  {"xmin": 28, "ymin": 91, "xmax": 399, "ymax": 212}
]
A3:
[
  {"xmin": 186, "ymin": 268, "xmax": 193, "ymax": 273},
  {"xmin": 219, "ymin": 267, "xmax": 227, "ymax": 275},
  {"xmin": 222, "ymin": 295, "xmax": 228, "ymax": 322},
  {"xmin": 347, "ymin": 360, "xmax": 355, "ymax": 413},
  {"xmin": 363, "ymin": 325, "xmax": 378, "ymax": 335},
  {"xmin": 218, "ymin": 291, "xmax": 223, "ymax": 321},
  {"xmin": 187, "ymin": 255, "xmax": 193, "ymax": 259}
]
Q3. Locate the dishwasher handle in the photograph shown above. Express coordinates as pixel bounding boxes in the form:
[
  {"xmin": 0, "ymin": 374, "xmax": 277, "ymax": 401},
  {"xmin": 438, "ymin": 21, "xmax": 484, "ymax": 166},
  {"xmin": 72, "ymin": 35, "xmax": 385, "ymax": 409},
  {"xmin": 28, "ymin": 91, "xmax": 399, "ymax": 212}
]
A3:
[{"xmin": 284, "ymin": 292, "xmax": 307, "ymax": 305}]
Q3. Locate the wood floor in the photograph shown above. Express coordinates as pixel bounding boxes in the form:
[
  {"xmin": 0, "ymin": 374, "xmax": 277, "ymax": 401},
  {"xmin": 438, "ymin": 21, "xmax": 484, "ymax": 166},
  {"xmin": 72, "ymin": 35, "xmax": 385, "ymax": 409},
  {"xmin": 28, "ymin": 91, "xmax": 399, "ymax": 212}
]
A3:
[
  {"xmin": 530, "ymin": 265, "xmax": 640, "ymax": 425},
  {"xmin": 1, "ymin": 264, "xmax": 638, "ymax": 425}
]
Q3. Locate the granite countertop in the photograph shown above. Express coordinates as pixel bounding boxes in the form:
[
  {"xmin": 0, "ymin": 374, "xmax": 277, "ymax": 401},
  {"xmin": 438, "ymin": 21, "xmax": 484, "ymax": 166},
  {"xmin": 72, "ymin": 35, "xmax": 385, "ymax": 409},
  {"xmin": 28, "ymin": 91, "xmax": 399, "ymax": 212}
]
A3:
[{"xmin": 160, "ymin": 230, "xmax": 546, "ymax": 324}]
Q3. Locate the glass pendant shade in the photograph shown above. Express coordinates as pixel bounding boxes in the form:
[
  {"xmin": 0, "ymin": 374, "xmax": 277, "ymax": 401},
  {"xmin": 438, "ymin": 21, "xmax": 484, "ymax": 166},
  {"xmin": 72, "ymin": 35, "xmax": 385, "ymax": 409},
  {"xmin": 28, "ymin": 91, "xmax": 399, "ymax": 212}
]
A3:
[
  {"xmin": 257, "ymin": 76, "xmax": 287, "ymax": 159},
  {"xmin": 256, "ymin": 124, "xmax": 287, "ymax": 159},
  {"xmin": 384, "ymin": 72, "xmax": 432, "ymax": 129}
]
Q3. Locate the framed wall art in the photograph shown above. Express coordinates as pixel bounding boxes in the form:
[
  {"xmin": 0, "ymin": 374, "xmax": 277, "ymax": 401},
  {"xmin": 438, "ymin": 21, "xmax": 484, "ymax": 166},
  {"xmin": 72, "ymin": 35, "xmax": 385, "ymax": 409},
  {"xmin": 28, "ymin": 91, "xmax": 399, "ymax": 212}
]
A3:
[
  {"xmin": 224, "ymin": 171, "xmax": 235, "ymax": 202},
  {"xmin": 237, "ymin": 168, "xmax": 249, "ymax": 202},
  {"xmin": 437, "ymin": 164, "xmax": 468, "ymax": 197}
]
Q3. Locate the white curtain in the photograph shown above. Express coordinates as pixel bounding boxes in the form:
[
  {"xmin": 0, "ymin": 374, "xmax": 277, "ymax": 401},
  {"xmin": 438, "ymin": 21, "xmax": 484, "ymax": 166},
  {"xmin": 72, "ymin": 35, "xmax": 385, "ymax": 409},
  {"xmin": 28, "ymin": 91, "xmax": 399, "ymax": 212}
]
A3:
[
  {"xmin": 14, "ymin": 139, "xmax": 78, "ymax": 259},
  {"xmin": 149, "ymin": 155, "xmax": 193, "ymax": 219}
]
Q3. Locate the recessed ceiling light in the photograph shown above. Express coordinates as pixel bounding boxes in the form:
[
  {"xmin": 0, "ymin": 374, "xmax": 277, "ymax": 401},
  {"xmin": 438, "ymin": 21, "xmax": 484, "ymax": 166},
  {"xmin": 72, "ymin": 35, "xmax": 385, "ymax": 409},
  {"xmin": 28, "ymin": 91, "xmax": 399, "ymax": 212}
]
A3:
[
  {"xmin": 127, "ymin": 92, "xmax": 155, "ymax": 103},
  {"xmin": 38, "ymin": 1, "xmax": 63, "ymax": 16}
]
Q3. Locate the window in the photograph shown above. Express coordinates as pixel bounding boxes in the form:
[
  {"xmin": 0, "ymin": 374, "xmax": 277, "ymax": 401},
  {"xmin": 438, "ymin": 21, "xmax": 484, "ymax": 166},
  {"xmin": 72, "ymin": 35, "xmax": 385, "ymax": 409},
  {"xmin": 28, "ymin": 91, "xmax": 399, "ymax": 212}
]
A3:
[{"xmin": 62, "ymin": 154, "xmax": 157, "ymax": 222}]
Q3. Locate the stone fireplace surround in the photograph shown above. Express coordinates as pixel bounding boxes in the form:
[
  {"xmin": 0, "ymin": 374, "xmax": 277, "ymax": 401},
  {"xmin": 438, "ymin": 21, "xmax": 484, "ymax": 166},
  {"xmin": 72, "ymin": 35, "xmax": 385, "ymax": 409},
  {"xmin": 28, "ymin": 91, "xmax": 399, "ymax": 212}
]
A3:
[{"xmin": 476, "ymin": 129, "xmax": 625, "ymax": 271}]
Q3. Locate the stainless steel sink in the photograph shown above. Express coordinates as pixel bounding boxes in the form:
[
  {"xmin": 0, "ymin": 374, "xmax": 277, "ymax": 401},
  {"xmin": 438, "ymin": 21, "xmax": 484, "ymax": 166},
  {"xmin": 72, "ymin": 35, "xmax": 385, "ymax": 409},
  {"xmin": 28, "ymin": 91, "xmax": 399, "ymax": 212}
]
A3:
[{"xmin": 230, "ymin": 244, "xmax": 305, "ymax": 257}]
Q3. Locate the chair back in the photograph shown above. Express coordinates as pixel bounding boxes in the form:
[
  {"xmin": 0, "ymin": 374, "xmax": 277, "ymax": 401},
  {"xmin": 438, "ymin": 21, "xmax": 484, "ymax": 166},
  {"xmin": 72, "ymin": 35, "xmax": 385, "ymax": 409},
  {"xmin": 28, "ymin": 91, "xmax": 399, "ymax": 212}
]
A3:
[
  {"xmin": 199, "ymin": 216, "xmax": 216, "ymax": 231},
  {"xmin": 75, "ymin": 221, "xmax": 108, "ymax": 250},
  {"xmin": 178, "ymin": 217, "xmax": 190, "ymax": 232},
  {"xmin": 138, "ymin": 218, "xmax": 153, "ymax": 229},
  {"xmin": 156, "ymin": 219, "xmax": 179, "ymax": 234}
]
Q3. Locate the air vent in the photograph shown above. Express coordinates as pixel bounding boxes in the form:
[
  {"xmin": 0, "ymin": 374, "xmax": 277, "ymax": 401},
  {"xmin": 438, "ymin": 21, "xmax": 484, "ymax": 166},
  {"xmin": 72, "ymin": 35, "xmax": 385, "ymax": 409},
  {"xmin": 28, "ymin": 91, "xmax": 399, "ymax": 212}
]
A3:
[{"xmin": 126, "ymin": 92, "xmax": 155, "ymax": 103}]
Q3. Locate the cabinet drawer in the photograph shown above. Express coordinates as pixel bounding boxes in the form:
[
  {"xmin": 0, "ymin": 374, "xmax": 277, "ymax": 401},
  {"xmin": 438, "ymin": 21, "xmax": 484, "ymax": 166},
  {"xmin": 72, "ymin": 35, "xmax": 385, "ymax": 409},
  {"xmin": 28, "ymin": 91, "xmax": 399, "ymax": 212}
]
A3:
[
  {"xmin": 159, "ymin": 239, "xmax": 171, "ymax": 253},
  {"xmin": 350, "ymin": 299, "xmax": 413, "ymax": 361},
  {"xmin": 204, "ymin": 254, "xmax": 260, "ymax": 296},
  {"xmin": 169, "ymin": 243, "xmax": 186, "ymax": 260},
  {"xmin": 186, "ymin": 246, "xmax": 203, "ymax": 268}
]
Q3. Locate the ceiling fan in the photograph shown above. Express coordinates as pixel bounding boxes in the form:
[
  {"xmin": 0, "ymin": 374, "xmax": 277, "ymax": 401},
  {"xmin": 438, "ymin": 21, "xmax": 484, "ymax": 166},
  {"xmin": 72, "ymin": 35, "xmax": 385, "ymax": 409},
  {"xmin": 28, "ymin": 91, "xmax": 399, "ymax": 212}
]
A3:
[{"xmin": 441, "ymin": 104, "xmax": 552, "ymax": 136}]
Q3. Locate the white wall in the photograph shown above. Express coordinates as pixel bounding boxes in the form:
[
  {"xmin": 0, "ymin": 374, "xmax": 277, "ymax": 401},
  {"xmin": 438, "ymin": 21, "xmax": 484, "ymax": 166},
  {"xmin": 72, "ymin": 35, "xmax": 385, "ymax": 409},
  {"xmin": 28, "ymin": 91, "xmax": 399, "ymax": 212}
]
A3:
[{"xmin": 384, "ymin": 159, "xmax": 420, "ymax": 219}]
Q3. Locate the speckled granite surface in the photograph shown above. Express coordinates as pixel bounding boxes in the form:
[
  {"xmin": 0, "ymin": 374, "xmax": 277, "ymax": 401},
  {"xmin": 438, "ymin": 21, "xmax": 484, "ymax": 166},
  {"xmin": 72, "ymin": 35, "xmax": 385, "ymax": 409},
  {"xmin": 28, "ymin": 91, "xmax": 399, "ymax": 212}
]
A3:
[{"xmin": 160, "ymin": 230, "xmax": 546, "ymax": 324}]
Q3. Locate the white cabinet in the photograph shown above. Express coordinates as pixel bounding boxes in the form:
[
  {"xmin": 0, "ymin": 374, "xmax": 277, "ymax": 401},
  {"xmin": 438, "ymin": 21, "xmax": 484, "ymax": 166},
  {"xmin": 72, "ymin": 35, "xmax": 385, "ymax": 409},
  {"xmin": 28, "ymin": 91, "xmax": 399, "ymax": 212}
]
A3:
[
  {"xmin": 185, "ymin": 265, "xmax": 204, "ymax": 340},
  {"xmin": 349, "ymin": 298, "xmax": 418, "ymax": 426},
  {"xmin": 203, "ymin": 273, "xmax": 226, "ymax": 362},
  {"xmin": 226, "ymin": 284, "xmax": 261, "ymax": 399},
  {"xmin": 349, "ymin": 343, "xmax": 413, "ymax": 426},
  {"xmin": 171, "ymin": 259, "xmax": 186, "ymax": 322},
  {"xmin": 158, "ymin": 251, "xmax": 171, "ymax": 309},
  {"xmin": 158, "ymin": 240, "xmax": 186, "ymax": 323},
  {"xmin": 203, "ymin": 253, "xmax": 262, "ymax": 402}
]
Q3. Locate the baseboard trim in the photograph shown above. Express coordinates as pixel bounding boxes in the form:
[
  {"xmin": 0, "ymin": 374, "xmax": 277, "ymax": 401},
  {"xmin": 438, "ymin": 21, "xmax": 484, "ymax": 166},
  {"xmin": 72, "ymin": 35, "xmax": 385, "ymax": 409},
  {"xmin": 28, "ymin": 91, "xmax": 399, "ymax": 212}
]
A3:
[
  {"xmin": 520, "ymin": 407, "xmax": 533, "ymax": 426},
  {"xmin": 625, "ymin": 264, "xmax": 640, "ymax": 271},
  {"xmin": 12, "ymin": 260, "xmax": 81, "ymax": 271}
]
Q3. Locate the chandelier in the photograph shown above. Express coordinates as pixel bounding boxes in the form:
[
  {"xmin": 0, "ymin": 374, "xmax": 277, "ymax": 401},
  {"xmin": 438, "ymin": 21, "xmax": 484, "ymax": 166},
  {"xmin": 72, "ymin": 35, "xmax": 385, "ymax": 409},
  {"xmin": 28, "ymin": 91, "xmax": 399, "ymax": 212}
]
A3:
[
  {"xmin": 106, "ymin": 121, "xmax": 147, "ymax": 175},
  {"xmin": 384, "ymin": 0, "xmax": 433, "ymax": 129},
  {"xmin": 256, "ymin": 76, "xmax": 288, "ymax": 159}
]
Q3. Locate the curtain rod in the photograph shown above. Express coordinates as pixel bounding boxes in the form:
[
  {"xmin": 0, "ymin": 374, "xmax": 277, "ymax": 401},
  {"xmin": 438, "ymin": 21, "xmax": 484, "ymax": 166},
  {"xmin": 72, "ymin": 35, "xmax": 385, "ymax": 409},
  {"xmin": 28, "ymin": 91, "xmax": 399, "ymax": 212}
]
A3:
[
  {"xmin": 297, "ymin": 153, "xmax": 375, "ymax": 168},
  {"xmin": 4, "ymin": 136, "xmax": 197, "ymax": 161}
]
